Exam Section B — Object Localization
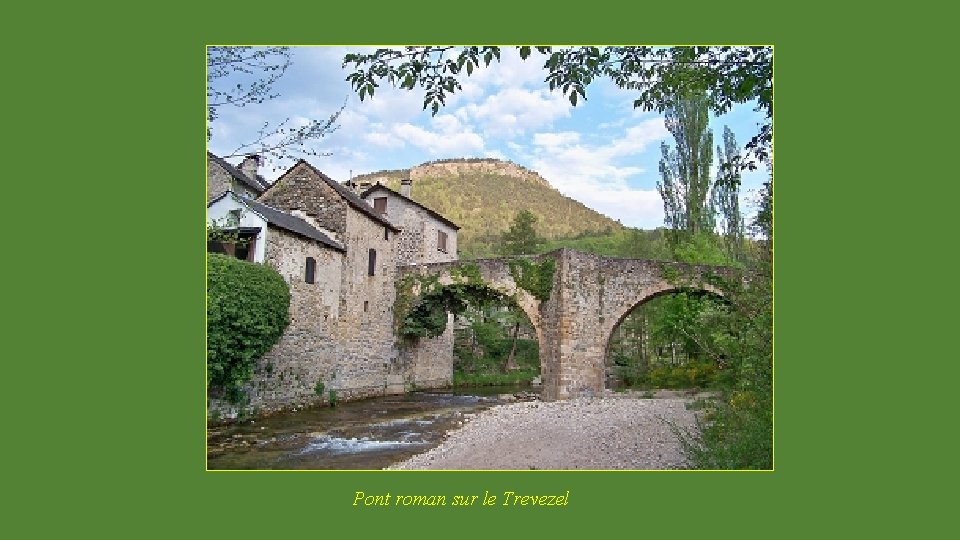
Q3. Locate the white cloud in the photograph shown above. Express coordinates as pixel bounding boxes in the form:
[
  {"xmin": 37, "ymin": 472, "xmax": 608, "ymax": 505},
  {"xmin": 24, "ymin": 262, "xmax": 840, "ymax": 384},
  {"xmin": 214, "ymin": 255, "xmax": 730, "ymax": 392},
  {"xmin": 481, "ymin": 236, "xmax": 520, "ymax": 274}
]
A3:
[
  {"xmin": 518, "ymin": 119, "xmax": 671, "ymax": 228},
  {"xmin": 533, "ymin": 131, "xmax": 581, "ymax": 148},
  {"xmin": 392, "ymin": 123, "xmax": 484, "ymax": 155},
  {"xmin": 364, "ymin": 129, "xmax": 405, "ymax": 149},
  {"xmin": 457, "ymin": 88, "xmax": 570, "ymax": 137},
  {"xmin": 607, "ymin": 119, "xmax": 669, "ymax": 157}
]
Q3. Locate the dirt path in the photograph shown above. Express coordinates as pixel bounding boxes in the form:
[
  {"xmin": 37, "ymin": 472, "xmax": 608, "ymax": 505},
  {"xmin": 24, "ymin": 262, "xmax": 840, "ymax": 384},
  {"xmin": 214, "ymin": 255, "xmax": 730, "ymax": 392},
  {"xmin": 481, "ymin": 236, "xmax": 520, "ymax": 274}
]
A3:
[{"xmin": 388, "ymin": 392, "xmax": 706, "ymax": 470}]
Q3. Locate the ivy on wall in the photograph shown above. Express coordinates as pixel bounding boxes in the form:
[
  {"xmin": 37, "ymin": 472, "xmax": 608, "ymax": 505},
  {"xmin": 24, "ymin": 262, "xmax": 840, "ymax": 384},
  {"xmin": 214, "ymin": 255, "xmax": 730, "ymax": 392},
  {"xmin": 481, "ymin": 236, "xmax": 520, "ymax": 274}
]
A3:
[
  {"xmin": 396, "ymin": 264, "xmax": 505, "ymax": 339},
  {"xmin": 395, "ymin": 259, "xmax": 556, "ymax": 341},
  {"xmin": 507, "ymin": 258, "xmax": 556, "ymax": 302}
]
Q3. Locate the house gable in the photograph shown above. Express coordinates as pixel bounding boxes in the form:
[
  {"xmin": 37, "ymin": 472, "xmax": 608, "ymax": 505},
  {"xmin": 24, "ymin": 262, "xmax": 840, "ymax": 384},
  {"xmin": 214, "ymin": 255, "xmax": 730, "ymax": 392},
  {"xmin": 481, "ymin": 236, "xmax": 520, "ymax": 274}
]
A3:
[
  {"xmin": 361, "ymin": 184, "xmax": 460, "ymax": 230},
  {"xmin": 260, "ymin": 161, "xmax": 399, "ymax": 238},
  {"xmin": 207, "ymin": 152, "xmax": 266, "ymax": 201}
]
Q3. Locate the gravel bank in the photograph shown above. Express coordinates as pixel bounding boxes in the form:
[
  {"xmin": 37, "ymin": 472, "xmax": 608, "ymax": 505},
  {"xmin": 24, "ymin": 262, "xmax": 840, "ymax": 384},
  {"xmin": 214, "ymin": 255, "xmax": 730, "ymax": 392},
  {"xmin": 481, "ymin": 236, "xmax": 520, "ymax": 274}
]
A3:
[{"xmin": 388, "ymin": 393, "xmax": 704, "ymax": 470}]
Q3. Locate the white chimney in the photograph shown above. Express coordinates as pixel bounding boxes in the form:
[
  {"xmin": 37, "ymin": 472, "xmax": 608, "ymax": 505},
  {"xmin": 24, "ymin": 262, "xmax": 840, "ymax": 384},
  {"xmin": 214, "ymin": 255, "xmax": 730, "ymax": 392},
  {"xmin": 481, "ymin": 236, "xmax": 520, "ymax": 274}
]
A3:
[{"xmin": 400, "ymin": 178, "xmax": 412, "ymax": 197}]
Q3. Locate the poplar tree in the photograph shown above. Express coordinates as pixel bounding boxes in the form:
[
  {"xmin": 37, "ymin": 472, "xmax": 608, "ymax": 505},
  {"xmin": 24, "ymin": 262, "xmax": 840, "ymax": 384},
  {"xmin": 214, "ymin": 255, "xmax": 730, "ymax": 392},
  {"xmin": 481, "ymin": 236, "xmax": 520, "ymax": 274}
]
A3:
[
  {"xmin": 712, "ymin": 126, "xmax": 744, "ymax": 256},
  {"xmin": 657, "ymin": 89, "xmax": 715, "ymax": 240}
]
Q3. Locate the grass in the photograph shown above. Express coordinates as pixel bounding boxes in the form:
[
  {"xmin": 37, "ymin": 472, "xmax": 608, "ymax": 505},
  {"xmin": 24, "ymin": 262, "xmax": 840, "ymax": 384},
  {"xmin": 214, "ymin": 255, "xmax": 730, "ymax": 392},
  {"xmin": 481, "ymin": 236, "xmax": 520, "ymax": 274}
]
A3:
[{"xmin": 453, "ymin": 368, "xmax": 539, "ymax": 387}]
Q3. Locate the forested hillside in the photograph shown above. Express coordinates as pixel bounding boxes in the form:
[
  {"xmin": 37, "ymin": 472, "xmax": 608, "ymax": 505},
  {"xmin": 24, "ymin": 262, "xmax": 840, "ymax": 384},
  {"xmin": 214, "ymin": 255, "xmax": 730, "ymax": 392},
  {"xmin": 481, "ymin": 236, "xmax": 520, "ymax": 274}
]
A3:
[{"xmin": 352, "ymin": 158, "xmax": 624, "ymax": 257}]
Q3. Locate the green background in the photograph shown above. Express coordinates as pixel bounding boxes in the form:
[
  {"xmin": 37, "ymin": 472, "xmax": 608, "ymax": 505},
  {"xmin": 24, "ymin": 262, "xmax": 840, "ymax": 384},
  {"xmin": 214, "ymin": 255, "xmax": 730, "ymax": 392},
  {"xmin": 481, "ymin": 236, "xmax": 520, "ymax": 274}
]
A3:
[{"xmin": 4, "ymin": 1, "xmax": 951, "ymax": 537}]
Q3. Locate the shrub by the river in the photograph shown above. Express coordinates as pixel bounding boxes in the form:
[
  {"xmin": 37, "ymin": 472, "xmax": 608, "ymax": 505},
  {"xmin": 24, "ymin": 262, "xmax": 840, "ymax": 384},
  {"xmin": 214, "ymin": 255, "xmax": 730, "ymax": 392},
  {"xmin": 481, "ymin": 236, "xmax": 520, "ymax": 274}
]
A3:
[{"xmin": 207, "ymin": 253, "xmax": 290, "ymax": 403}]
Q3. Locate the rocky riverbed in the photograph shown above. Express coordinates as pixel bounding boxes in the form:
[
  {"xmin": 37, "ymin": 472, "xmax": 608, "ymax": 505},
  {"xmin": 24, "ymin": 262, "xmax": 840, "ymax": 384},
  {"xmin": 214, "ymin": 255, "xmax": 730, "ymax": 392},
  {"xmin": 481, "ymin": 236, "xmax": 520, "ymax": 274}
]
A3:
[{"xmin": 388, "ymin": 391, "xmax": 708, "ymax": 470}]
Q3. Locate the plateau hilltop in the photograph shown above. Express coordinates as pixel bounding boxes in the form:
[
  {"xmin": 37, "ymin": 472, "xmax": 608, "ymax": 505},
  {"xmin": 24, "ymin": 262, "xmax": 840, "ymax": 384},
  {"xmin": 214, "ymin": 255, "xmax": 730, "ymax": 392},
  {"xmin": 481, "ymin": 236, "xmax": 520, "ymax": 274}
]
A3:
[{"xmin": 351, "ymin": 158, "xmax": 625, "ymax": 258}]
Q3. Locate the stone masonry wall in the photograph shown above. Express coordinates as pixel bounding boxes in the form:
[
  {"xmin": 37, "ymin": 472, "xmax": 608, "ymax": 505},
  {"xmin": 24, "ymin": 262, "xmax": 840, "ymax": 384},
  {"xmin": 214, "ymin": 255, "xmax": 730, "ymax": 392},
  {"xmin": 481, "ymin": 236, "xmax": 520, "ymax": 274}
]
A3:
[
  {"xmin": 550, "ymin": 249, "xmax": 727, "ymax": 399},
  {"xmin": 330, "ymin": 209, "xmax": 400, "ymax": 398},
  {"xmin": 397, "ymin": 314, "xmax": 455, "ymax": 390},
  {"xmin": 208, "ymin": 158, "xmax": 233, "ymax": 202},
  {"xmin": 363, "ymin": 190, "xmax": 458, "ymax": 265},
  {"xmin": 208, "ymin": 226, "xmax": 344, "ymax": 415},
  {"xmin": 260, "ymin": 162, "xmax": 348, "ymax": 237},
  {"xmin": 390, "ymin": 198, "xmax": 457, "ymax": 265},
  {"xmin": 207, "ymin": 209, "xmax": 405, "ymax": 417}
]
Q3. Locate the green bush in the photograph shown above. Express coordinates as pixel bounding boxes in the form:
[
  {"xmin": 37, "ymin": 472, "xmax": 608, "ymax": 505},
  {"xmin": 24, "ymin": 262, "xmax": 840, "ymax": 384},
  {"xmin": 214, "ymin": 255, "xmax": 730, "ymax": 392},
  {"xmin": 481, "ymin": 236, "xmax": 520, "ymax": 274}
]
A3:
[
  {"xmin": 207, "ymin": 253, "xmax": 290, "ymax": 403},
  {"xmin": 646, "ymin": 361, "xmax": 717, "ymax": 389}
]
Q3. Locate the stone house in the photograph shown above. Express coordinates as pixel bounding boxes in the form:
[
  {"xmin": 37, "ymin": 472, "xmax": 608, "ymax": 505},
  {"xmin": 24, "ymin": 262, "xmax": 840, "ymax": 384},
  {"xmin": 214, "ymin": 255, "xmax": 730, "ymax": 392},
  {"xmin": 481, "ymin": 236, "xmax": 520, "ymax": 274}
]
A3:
[
  {"xmin": 207, "ymin": 152, "xmax": 268, "ymax": 201},
  {"xmin": 207, "ymin": 154, "xmax": 460, "ymax": 415},
  {"xmin": 361, "ymin": 178, "xmax": 460, "ymax": 265},
  {"xmin": 359, "ymin": 178, "xmax": 461, "ymax": 389}
]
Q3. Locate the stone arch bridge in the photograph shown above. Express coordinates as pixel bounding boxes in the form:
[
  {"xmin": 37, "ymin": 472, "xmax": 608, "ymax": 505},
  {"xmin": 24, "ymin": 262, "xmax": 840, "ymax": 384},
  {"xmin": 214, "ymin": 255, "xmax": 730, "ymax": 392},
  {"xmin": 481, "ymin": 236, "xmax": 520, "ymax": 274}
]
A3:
[{"xmin": 398, "ymin": 248, "xmax": 730, "ymax": 400}]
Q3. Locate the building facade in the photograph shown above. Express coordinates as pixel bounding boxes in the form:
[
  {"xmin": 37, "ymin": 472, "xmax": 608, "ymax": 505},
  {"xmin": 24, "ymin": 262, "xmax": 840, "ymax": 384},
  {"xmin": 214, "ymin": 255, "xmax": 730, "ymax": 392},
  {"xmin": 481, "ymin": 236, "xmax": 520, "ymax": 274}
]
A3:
[{"xmin": 207, "ymin": 154, "xmax": 460, "ymax": 416}]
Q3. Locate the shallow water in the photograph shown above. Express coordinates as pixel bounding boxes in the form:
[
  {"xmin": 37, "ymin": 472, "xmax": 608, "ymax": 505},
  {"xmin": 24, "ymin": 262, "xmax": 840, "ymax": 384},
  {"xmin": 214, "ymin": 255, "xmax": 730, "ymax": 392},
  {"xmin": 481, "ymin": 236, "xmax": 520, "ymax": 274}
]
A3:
[{"xmin": 207, "ymin": 386, "xmax": 535, "ymax": 470}]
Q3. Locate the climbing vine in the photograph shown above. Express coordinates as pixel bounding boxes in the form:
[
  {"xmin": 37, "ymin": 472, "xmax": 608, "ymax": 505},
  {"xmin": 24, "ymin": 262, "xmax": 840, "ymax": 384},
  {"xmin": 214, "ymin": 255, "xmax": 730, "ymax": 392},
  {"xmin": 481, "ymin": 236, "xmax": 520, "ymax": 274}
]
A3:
[
  {"xmin": 395, "ymin": 264, "xmax": 507, "ymax": 340},
  {"xmin": 507, "ymin": 258, "xmax": 556, "ymax": 302}
]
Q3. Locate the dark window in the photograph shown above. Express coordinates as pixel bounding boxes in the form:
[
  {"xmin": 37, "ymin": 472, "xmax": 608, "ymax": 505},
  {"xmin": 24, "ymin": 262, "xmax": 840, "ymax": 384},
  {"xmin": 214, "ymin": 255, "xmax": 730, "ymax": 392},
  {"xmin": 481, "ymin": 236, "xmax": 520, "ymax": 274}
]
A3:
[
  {"xmin": 368, "ymin": 249, "xmax": 377, "ymax": 276},
  {"xmin": 305, "ymin": 257, "xmax": 316, "ymax": 284},
  {"xmin": 207, "ymin": 240, "xmax": 228, "ymax": 255},
  {"xmin": 207, "ymin": 229, "xmax": 259, "ymax": 262},
  {"xmin": 437, "ymin": 230, "xmax": 448, "ymax": 253},
  {"xmin": 363, "ymin": 301, "xmax": 369, "ymax": 312},
  {"xmin": 384, "ymin": 227, "xmax": 389, "ymax": 240},
  {"xmin": 373, "ymin": 197, "xmax": 387, "ymax": 214}
]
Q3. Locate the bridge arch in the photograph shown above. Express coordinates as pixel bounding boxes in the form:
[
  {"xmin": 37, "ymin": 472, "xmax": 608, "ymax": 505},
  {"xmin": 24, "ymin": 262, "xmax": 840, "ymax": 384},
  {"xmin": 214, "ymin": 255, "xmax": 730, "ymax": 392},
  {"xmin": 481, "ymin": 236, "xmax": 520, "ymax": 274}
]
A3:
[
  {"xmin": 395, "ymin": 254, "xmax": 555, "ymax": 388},
  {"xmin": 600, "ymin": 283, "xmax": 725, "ymax": 356},
  {"xmin": 601, "ymin": 285, "xmax": 726, "ymax": 388},
  {"xmin": 395, "ymin": 248, "xmax": 731, "ymax": 400}
]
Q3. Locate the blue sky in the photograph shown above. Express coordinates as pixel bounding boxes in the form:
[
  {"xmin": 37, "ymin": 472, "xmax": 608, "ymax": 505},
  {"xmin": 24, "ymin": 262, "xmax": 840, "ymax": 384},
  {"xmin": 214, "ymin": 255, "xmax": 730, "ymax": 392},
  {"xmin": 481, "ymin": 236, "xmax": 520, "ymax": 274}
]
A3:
[{"xmin": 207, "ymin": 46, "xmax": 770, "ymax": 230}]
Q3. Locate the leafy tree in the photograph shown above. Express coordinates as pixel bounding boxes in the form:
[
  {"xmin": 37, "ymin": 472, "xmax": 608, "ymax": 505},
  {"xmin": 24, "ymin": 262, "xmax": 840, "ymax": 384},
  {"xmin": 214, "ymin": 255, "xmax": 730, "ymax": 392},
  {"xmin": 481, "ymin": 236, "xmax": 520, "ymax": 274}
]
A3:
[
  {"xmin": 658, "ymin": 88, "xmax": 715, "ymax": 239},
  {"xmin": 208, "ymin": 46, "xmax": 342, "ymax": 172},
  {"xmin": 343, "ymin": 45, "xmax": 771, "ymax": 168},
  {"xmin": 500, "ymin": 209, "xmax": 545, "ymax": 255}
]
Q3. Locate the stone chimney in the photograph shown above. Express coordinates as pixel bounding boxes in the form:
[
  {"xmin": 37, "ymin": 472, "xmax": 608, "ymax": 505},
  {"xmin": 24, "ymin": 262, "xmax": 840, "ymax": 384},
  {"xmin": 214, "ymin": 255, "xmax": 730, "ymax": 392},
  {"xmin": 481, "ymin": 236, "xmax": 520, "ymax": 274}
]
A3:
[
  {"xmin": 400, "ymin": 178, "xmax": 412, "ymax": 198},
  {"xmin": 241, "ymin": 154, "xmax": 260, "ymax": 182}
]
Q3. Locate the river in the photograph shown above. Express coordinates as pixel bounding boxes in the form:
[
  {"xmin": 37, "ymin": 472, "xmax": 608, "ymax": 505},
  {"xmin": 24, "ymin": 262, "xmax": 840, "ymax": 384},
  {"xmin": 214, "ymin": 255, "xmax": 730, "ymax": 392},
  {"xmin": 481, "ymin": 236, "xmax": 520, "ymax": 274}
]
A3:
[{"xmin": 207, "ymin": 386, "xmax": 537, "ymax": 470}]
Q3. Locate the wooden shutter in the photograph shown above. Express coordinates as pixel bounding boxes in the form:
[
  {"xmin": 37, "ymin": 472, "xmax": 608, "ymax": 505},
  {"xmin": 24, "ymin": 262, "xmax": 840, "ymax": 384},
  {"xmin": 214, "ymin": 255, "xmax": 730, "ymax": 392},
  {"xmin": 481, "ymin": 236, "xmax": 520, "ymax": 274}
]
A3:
[
  {"xmin": 368, "ymin": 249, "xmax": 377, "ymax": 276},
  {"xmin": 438, "ymin": 230, "xmax": 447, "ymax": 252},
  {"xmin": 305, "ymin": 257, "xmax": 316, "ymax": 284},
  {"xmin": 374, "ymin": 197, "xmax": 387, "ymax": 214}
]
